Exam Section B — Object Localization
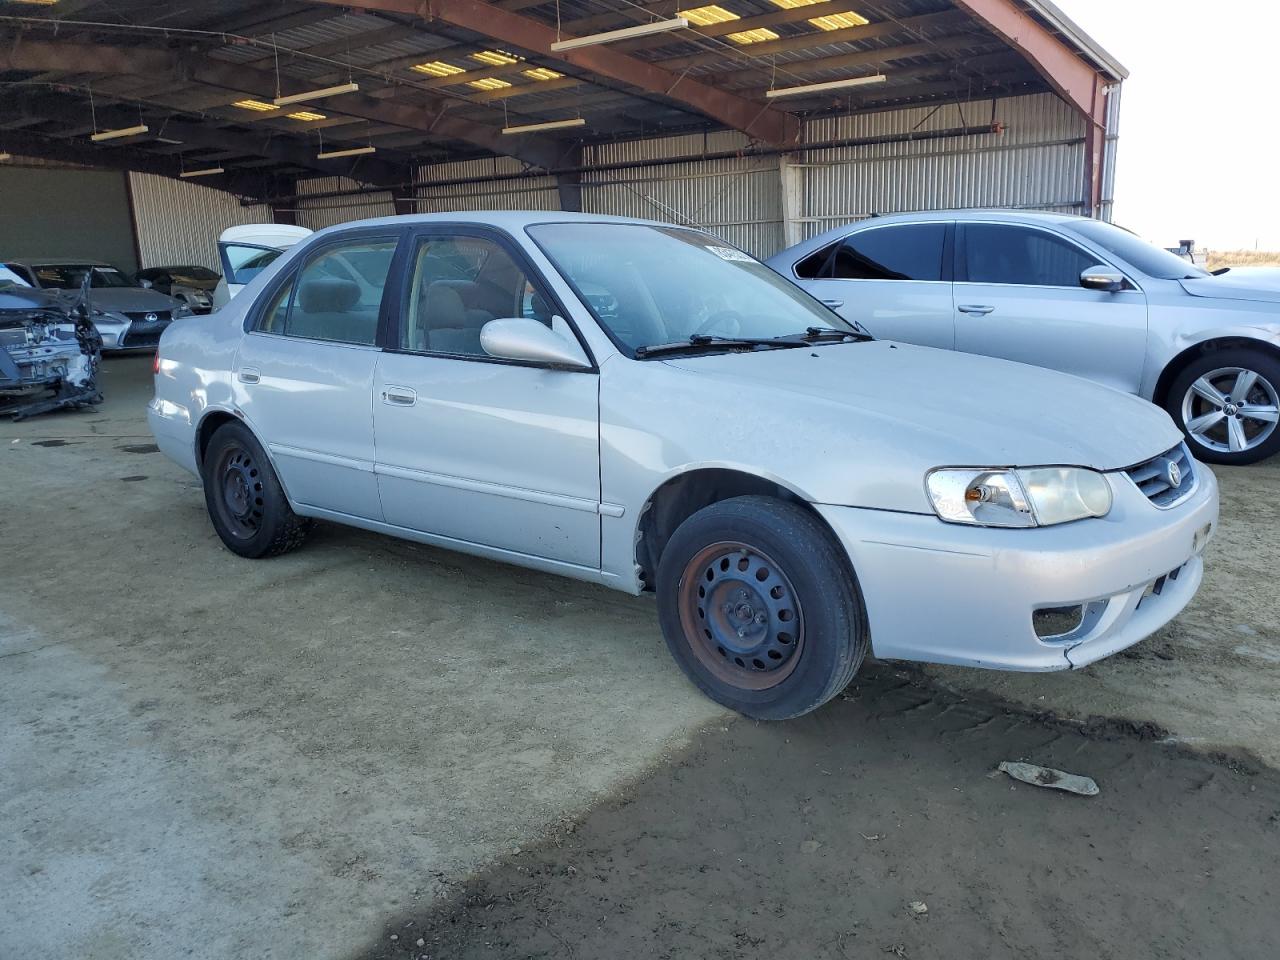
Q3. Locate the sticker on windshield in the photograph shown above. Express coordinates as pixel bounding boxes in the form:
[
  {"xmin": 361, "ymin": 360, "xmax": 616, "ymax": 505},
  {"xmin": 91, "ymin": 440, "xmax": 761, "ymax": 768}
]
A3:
[{"xmin": 705, "ymin": 245, "xmax": 754, "ymax": 263}]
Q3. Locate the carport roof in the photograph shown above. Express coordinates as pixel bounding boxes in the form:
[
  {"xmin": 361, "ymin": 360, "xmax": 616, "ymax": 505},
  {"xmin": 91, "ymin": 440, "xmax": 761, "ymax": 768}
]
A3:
[{"xmin": 0, "ymin": 0, "xmax": 1125, "ymax": 200}]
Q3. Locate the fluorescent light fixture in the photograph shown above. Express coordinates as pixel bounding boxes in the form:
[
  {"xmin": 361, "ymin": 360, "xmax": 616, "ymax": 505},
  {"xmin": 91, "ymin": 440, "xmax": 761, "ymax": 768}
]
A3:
[
  {"xmin": 471, "ymin": 50, "xmax": 520, "ymax": 66},
  {"xmin": 288, "ymin": 110, "xmax": 327, "ymax": 121},
  {"xmin": 502, "ymin": 117, "xmax": 587, "ymax": 134},
  {"xmin": 468, "ymin": 77, "xmax": 512, "ymax": 91},
  {"xmin": 317, "ymin": 145, "xmax": 377, "ymax": 159},
  {"xmin": 678, "ymin": 5, "xmax": 738, "ymax": 26},
  {"xmin": 233, "ymin": 99, "xmax": 276, "ymax": 112},
  {"xmin": 765, "ymin": 74, "xmax": 886, "ymax": 97},
  {"xmin": 727, "ymin": 27, "xmax": 780, "ymax": 44},
  {"xmin": 770, "ymin": 0, "xmax": 828, "ymax": 7},
  {"xmin": 0, "ymin": 153, "xmax": 11, "ymax": 161},
  {"xmin": 180, "ymin": 166, "xmax": 224, "ymax": 178},
  {"xmin": 411, "ymin": 61, "xmax": 466, "ymax": 77},
  {"xmin": 550, "ymin": 17, "xmax": 690, "ymax": 52},
  {"xmin": 809, "ymin": 11, "xmax": 870, "ymax": 30},
  {"xmin": 523, "ymin": 67, "xmax": 563, "ymax": 81},
  {"xmin": 90, "ymin": 124, "xmax": 150, "ymax": 142},
  {"xmin": 273, "ymin": 82, "xmax": 359, "ymax": 107},
  {"xmin": 11, "ymin": 0, "xmax": 59, "ymax": 5},
  {"xmin": 156, "ymin": 137, "xmax": 184, "ymax": 144}
]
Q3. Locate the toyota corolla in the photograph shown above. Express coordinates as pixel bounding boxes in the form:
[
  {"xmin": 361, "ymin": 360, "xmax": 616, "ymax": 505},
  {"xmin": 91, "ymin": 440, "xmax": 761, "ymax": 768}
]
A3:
[{"xmin": 148, "ymin": 213, "xmax": 1218, "ymax": 720}]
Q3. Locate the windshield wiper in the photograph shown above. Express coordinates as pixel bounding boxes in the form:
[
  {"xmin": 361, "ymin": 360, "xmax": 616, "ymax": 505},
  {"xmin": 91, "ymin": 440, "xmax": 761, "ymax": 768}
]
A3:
[
  {"xmin": 800, "ymin": 325, "xmax": 872, "ymax": 342},
  {"xmin": 635, "ymin": 334, "xmax": 813, "ymax": 358}
]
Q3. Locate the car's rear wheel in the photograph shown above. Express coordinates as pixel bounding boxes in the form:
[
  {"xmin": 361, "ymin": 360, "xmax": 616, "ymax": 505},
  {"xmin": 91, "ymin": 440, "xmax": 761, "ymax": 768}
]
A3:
[
  {"xmin": 202, "ymin": 421, "xmax": 311, "ymax": 558},
  {"xmin": 656, "ymin": 496, "xmax": 868, "ymax": 720},
  {"xmin": 1168, "ymin": 348, "xmax": 1280, "ymax": 465}
]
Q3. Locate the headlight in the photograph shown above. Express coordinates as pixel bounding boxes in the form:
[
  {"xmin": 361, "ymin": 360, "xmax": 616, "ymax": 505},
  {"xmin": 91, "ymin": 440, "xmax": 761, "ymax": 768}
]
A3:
[
  {"xmin": 174, "ymin": 302, "xmax": 194, "ymax": 318},
  {"xmin": 926, "ymin": 467, "xmax": 1112, "ymax": 527}
]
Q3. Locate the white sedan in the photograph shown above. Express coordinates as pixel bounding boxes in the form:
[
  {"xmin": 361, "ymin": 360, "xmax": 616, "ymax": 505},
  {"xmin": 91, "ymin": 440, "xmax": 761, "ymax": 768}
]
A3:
[{"xmin": 149, "ymin": 213, "xmax": 1218, "ymax": 720}]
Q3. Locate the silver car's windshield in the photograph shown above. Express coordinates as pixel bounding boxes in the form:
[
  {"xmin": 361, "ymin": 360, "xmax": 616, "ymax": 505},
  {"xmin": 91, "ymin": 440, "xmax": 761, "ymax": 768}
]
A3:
[
  {"xmin": 1071, "ymin": 220, "xmax": 1211, "ymax": 280},
  {"xmin": 528, "ymin": 222, "xmax": 855, "ymax": 354}
]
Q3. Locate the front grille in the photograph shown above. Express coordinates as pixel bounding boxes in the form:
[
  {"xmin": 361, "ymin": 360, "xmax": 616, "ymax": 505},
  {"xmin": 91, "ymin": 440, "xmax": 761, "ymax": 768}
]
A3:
[
  {"xmin": 1125, "ymin": 443, "xmax": 1195, "ymax": 507},
  {"xmin": 123, "ymin": 310, "xmax": 172, "ymax": 323},
  {"xmin": 120, "ymin": 327, "xmax": 164, "ymax": 349}
]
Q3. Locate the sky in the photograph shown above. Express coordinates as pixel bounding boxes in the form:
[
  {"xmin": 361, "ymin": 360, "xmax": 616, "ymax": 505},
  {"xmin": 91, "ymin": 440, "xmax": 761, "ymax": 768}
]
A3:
[{"xmin": 1059, "ymin": 0, "xmax": 1279, "ymax": 250}]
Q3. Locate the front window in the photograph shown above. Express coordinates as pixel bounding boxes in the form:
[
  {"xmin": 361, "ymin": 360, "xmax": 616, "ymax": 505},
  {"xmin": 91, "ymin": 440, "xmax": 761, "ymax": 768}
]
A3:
[
  {"xmin": 33, "ymin": 264, "xmax": 136, "ymax": 289},
  {"xmin": 963, "ymin": 225, "xmax": 1101, "ymax": 288},
  {"xmin": 528, "ymin": 223, "xmax": 854, "ymax": 354},
  {"xmin": 1071, "ymin": 220, "xmax": 1210, "ymax": 280}
]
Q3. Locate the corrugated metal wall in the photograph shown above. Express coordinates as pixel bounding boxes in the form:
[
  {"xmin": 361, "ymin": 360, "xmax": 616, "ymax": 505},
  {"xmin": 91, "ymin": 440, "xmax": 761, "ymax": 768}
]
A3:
[
  {"xmin": 128, "ymin": 172, "xmax": 271, "ymax": 269},
  {"xmin": 413, "ymin": 156, "xmax": 561, "ymax": 212},
  {"xmin": 294, "ymin": 175, "xmax": 397, "ymax": 230}
]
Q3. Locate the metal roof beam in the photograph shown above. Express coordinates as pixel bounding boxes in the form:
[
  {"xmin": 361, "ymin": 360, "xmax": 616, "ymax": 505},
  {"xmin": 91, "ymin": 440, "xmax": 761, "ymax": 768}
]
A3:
[{"xmin": 307, "ymin": 0, "xmax": 799, "ymax": 146}]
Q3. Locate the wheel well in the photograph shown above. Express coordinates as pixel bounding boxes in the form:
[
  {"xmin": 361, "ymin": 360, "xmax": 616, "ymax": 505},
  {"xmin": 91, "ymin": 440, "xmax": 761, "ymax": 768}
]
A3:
[
  {"xmin": 635, "ymin": 469, "xmax": 826, "ymax": 592},
  {"xmin": 1154, "ymin": 337, "xmax": 1280, "ymax": 408},
  {"xmin": 196, "ymin": 411, "xmax": 239, "ymax": 469}
]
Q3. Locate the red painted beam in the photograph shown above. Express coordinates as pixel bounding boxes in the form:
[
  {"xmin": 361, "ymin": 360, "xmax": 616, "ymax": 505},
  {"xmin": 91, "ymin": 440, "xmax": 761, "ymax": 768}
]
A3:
[{"xmin": 307, "ymin": 0, "xmax": 800, "ymax": 146}]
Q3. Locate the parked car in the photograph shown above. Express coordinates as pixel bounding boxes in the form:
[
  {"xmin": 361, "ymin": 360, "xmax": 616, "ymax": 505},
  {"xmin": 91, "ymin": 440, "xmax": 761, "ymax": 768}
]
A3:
[
  {"xmin": 767, "ymin": 211, "xmax": 1280, "ymax": 465},
  {"xmin": 136, "ymin": 265, "xmax": 220, "ymax": 314},
  {"xmin": 213, "ymin": 224, "xmax": 312, "ymax": 309},
  {"xmin": 2, "ymin": 259, "xmax": 192, "ymax": 351},
  {"xmin": 150, "ymin": 213, "xmax": 1218, "ymax": 720},
  {"xmin": 0, "ymin": 265, "xmax": 101, "ymax": 419}
]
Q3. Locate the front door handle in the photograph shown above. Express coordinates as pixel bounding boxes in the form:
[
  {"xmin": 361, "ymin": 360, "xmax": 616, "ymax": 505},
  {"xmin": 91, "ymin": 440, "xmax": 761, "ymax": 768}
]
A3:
[
  {"xmin": 238, "ymin": 367, "xmax": 261, "ymax": 384},
  {"xmin": 821, "ymin": 298, "xmax": 845, "ymax": 309},
  {"xmin": 382, "ymin": 386, "xmax": 417, "ymax": 407},
  {"xmin": 957, "ymin": 304, "xmax": 995, "ymax": 316}
]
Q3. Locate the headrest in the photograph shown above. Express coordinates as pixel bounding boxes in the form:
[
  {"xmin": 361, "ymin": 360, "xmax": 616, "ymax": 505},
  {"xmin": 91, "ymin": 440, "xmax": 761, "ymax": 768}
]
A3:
[
  {"xmin": 423, "ymin": 282, "xmax": 467, "ymax": 325},
  {"xmin": 298, "ymin": 277, "xmax": 360, "ymax": 314}
]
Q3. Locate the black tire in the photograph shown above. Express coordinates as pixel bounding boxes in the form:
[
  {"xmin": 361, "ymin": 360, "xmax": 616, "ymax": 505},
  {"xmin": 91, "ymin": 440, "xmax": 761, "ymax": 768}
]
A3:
[
  {"xmin": 655, "ymin": 495, "xmax": 868, "ymax": 720},
  {"xmin": 202, "ymin": 421, "xmax": 311, "ymax": 558},
  {"xmin": 1166, "ymin": 347, "xmax": 1280, "ymax": 465}
]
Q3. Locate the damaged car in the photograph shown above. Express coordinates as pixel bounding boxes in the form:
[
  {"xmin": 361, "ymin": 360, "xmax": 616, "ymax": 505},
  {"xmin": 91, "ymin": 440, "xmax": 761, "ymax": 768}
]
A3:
[{"xmin": 0, "ymin": 265, "xmax": 102, "ymax": 421}]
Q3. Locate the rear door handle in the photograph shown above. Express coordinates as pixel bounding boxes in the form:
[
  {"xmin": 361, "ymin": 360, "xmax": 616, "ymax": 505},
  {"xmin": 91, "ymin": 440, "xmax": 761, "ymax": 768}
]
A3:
[
  {"xmin": 820, "ymin": 298, "xmax": 845, "ymax": 309},
  {"xmin": 382, "ymin": 386, "xmax": 417, "ymax": 407},
  {"xmin": 238, "ymin": 367, "xmax": 260, "ymax": 384},
  {"xmin": 957, "ymin": 304, "xmax": 995, "ymax": 316}
]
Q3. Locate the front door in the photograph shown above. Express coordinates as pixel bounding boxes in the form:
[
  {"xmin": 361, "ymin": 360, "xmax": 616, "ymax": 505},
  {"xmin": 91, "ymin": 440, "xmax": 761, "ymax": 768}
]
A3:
[
  {"xmin": 953, "ymin": 222, "xmax": 1149, "ymax": 394},
  {"xmin": 233, "ymin": 230, "xmax": 401, "ymax": 519},
  {"xmin": 372, "ymin": 228, "xmax": 601, "ymax": 569}
]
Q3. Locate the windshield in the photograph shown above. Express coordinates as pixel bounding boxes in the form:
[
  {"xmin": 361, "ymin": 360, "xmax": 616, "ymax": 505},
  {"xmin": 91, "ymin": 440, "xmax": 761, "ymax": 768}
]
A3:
[
  {"xmin": 0, "ymin": 265, "xmax": 30, "ymax": 289},
  {"xmin": 1071, "ymin": 220, "xmax": 1211, "ymax": 280},
  {"xmin": 222, "ymin": 243, "xmax": 286, "ymax": 285},
  {"xmin": 34, "ymin": 264, "xmax": 137, "ymax": 289},
  {"xmin": 527, "ymin": 223, "xmax": 854, "ymax": 354}
]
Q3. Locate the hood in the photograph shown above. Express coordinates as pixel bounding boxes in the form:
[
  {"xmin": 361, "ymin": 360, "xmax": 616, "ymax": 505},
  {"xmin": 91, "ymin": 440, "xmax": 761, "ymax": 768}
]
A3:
[
  {"xmin": 63, "ymin": 287, "xmax": 183, "ymax": 313},
  {"xmin": 663, "ymin": 341, "xmax": 1182, "ymax": 474},
  {"xmin": 1179, "ymin": 272, "xmax": 1280, "ymax": 304},
  {"xmin": 0, "ymin": 284, "xmax": 69, "ymax": 317}
]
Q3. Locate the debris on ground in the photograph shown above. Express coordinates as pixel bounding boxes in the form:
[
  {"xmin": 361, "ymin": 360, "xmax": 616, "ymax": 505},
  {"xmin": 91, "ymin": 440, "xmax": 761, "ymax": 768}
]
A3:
[
  {"xmin": 998, "ymin": 761, "xmax": 1099, "ymax": 796},
  {"xmin": 799, "ymin": 839, "xmax": 822, "ymax": 853},
  {"xmin": 908, "ymin": 900, "xmax": 928, "ymax": 915}
]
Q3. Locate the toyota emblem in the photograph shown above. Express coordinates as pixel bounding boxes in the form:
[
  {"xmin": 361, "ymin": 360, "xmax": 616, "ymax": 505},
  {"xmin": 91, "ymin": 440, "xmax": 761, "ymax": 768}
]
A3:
[
  {"xmin": 1165, "ymin": 460, "xmax": 1182, "ymax": 488},
  {"xmin": 145, "ymin": 312, "xmax": 158, "ymax": 322}
]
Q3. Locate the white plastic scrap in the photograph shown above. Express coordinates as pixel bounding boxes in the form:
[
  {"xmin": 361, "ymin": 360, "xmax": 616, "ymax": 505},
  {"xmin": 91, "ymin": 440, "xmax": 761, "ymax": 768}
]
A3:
[{"xmin": 998, "ymin": 761, "xmax": 1099, "ymax": 797}]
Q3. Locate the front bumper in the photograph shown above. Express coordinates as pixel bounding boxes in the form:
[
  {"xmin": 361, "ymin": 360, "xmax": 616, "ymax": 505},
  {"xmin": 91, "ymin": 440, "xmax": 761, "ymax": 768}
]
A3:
[
  {"xmin": 95, "ymin": 314, "xmax": 173, "ymax": 351},
  {"xmin": 816, "ymin": 464, "xmax": 1219, "ymax": 671}
]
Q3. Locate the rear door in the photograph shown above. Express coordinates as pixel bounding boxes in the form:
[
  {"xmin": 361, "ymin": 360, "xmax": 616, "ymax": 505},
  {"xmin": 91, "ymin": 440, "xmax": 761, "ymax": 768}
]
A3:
[
  {"xmin": 953, "ymin": 222, "xmax": 1148, "ymax": 393},
  {"xmin": 791, "ymin": 221, "xmax": 954, "ymax": 348}
]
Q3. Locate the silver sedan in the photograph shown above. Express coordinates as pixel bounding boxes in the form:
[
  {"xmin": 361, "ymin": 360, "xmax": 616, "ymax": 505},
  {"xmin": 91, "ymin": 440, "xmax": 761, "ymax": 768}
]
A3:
[
  {"xmin": 149, "ymin": 213, "xmax": 1217, "ymax": 719},
  {"xmin": 768, "ymin": 210, "xmax": 1280, "ymax": 465}
]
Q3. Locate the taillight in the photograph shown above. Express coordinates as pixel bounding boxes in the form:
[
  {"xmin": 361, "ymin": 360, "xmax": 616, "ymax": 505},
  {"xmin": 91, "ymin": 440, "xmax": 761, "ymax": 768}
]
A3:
[{"xmin": 153, "ymin": 352, "xmax": 161, "ymax": 375}]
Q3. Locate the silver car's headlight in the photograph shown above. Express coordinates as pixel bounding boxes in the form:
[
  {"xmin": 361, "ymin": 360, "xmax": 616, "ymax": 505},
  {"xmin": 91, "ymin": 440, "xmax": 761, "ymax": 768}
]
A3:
[{"xmin": 926, "ymin": 467, "xmax": 1112, "ymax": 528}]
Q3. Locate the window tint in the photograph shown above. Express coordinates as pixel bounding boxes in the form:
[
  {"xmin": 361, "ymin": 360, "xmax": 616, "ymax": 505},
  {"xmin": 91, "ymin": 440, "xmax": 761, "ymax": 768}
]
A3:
[
  {"xmin": 403, "ymin": 235, "xmax": 553, "ymax": 356},
  {"xmin": 965, "ymin": 224, "xmax": 1099, "ymax": 287},
  {"xmin": 258, "ymin": 238, "xmax": 396, "ymax": 345},
  {"xmin": 830, "ymin": 224, "xmax": 947, "ymax": 281}
]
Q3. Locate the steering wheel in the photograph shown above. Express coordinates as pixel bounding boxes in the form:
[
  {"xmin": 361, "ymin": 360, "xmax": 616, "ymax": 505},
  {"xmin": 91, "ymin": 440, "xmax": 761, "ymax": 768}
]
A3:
[{"xmin": 691, "ymin": 309, "xmax": 745, "ymax": 338}]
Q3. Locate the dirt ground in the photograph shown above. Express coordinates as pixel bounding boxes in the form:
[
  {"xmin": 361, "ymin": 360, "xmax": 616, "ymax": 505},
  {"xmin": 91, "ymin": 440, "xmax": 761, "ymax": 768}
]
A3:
[{"xmin": 2, "ymin": 355, "xmax": 1278, "ymax": 960}]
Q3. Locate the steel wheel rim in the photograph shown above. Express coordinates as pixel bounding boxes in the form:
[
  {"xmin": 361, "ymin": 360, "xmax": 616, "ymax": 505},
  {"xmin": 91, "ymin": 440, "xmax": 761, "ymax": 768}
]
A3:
[
  {"xmin": 677, "ymin": 541, "xmax": 804, "ymax": 691},
  {"xmin": 214, "ymin": 445, "xmax": 264, "ymax": 539},
  {"xmin": 1182, "ymin": 366, "xmax": 1280, "ymax": 455}
]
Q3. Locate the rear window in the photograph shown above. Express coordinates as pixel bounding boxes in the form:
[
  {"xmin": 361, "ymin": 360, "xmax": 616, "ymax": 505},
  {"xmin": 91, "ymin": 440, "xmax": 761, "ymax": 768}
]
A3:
[
  {"xmin": 795, "ymin": 223, "xmax": 947, "ymax": 281},
  {"xmin": 221, "ymin": 244, "xmax": 285, "ymax": 286}
]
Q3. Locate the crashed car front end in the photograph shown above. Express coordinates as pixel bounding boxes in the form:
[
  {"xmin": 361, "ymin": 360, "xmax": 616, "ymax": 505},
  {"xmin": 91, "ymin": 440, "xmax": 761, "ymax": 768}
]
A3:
[{"xmin": 0, "ymin": 293, "xmax": 102, "ymax": 421}]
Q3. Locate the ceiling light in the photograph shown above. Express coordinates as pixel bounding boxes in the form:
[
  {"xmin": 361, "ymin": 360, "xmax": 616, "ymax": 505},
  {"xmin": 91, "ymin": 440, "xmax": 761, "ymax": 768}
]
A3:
[
  {"xmin": 233, "ymin": 99, "xmax": 276, "ymax": 112},
  {"xmin": 273, "ymin": 82, "xmax": 359, "ymax": 106},
  {"xmin": 317, "ymin": 145, "xmax": 377, "ymax": 159},
  {"xmin": 90, "ymin": 124, "xmax": 149, "ymax": 142},
  {"xmin": 471, "ymin": 50, "xmax": 521, "ymax": 66},
  {"xmin": 679, "ymin": 5, "xmax": 739, "ymax": 26},
  {"xmin": 770, "ymin": 0, "xmax": 828, "ymax": 7},
  {"xmin": 180, "ymin": 166, "xmax": 224, "ymax": 178},
  {"xmin": 523, "ymin": 67, "xmax": 564, "ymax": 81},
  {"xmin": 550, "ymin": 18, "xmax": 691, "ymax": 51},
  {"xmin": 288, "ymin": 110, "xmax": 327, "ymax": 121},
  {"xmin": 468, "ymin": 77, "xmax": 512, "ymax": 91},
  {"xmin": 765, "ymin": 74, "xmax": 886, "ymax": 97},
  {"xmin": 727, "ymin": 27, "xmax": 780, "ymax": 44},
  {"xmin": 502, "ymin": 118, "xmax": 587, "ymax": 134},
  {"xmin": 808, "ymin": 11, "xmax": 870, "ymax": 29},
  {"xmin": 10, "ymin": 0, "xmax": 59, "ymax": 5},
  {"xmin": 411, "ymin": 61, "xmax": 466, "ymax": 77},
  {"xmin": 0, "ymin": 153, "xmax": 11, "ymax": 161},
  {"xmin": 156, "ymin": 137, "xmax": 184, "ymax": 145}
]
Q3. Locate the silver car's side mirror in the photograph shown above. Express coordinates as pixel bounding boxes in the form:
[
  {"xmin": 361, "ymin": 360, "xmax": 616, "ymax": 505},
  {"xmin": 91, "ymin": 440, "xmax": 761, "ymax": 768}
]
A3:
[
  {"xmin": 480, "ymin": 317, "xmax": 592, "ymax": 369},
  {"xmin": 1080, "ymin": 267, "xmax": 1126, "ymax": 292}
]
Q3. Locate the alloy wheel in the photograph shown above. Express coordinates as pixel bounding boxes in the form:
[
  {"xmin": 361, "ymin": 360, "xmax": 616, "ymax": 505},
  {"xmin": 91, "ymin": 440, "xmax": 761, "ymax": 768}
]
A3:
[{"xmin": 1181, "ymin": 366, "xmax": 1280, "ymax": 455}]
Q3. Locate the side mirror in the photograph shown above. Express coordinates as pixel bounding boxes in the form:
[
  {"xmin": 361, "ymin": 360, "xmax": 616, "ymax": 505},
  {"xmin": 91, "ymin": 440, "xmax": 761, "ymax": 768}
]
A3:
[
  {"xmin": 480, "ymin": 317, "xmax": 591, "ymax": 369},
  {"xmin": 138, "ymin": 278, "xmax": 153, "ymax": 289},
  {"xmin": 1080, "ymin": 266, "xmax": 1125, "ymax": 292}
]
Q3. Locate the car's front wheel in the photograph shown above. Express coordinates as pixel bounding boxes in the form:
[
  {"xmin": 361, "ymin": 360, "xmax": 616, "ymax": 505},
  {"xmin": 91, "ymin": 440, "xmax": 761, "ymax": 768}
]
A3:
[
  {"xmin": 202, "ymin": 421, "xmax": 311, "ymax": 558},
  {"xmin": 1168, "ymin": 348, "xmax": 1280, "ymax": 465},
  {"xmin": 656, "ymin": 496, "xmax": 868, "ymax": 720}
]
